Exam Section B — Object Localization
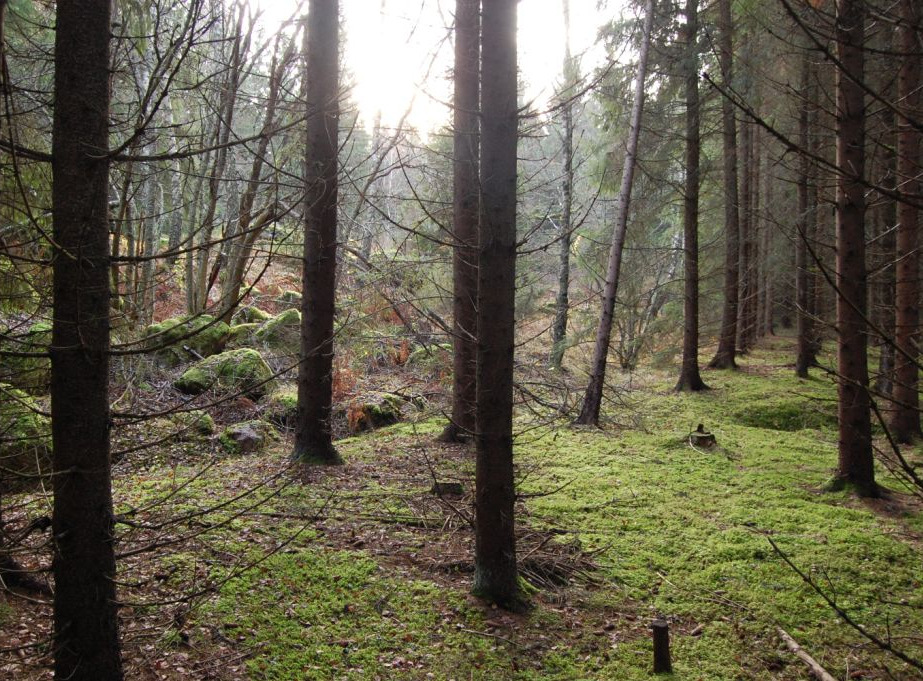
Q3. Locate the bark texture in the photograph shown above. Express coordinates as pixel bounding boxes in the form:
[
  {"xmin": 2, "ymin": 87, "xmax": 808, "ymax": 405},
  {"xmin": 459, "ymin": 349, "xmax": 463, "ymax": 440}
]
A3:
[
  {"xmin": 708, "ymin": 0, "xmax": 740, "ymax": 370},
  {"xmin": 474, "ymin": 0, "xmax": 520, "ymax": 609},
  {"xmin": 675, "ymin": 0, "xmax": 707, "ymax": 392},
  {"xmin": 294, "ymin": 0, "xmax": 342, "ymax": 464},
  {"xmin": 833, "ymin": 0, "xmax": 876, "ymax": 496},
  {"xmin": 795, "ymin": 45, "xmax": 819, "ymax": 377},
  {"xmin": 890, "ymin": 0, "xmax": 921, "ymax": 443},
  {"xmin": 440, "ymin": 0, "xmax": 480, "ymax": 443},
  {"xmin": 549, "ymin": 0, "xmax": 575, "ymax": 371},
  {"xmin": 51, "ymin": 1, "xmax": 124, "ymax": 678}
]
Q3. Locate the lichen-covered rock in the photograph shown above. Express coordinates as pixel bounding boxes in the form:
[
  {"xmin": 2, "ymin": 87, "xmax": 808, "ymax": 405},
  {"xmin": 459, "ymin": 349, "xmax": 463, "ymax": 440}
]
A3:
[
  {"xmin": 232, "ymin": 306, "xmax": 272, "ymax": 324},
  {"xmin": 262, "ymin": 386, "xmax": 298, "ymax": 428},
  {"xmin": 143, "ymin": 314, "xmax": 230, "ymax": 367},
  {"xmin": 0, "ymin": 383, "xmax": 51, "ymax": 478},
  {"xmin": 226, "ymin": 323, "xmax": 260, "ymax": 349},
  {"xmin": 346, "ymin": 392, "xmax": 404, "ymax": 433},
  {"xmin": 218, "ymin": 420, "xmax": 277, "ymax": 455},
  {"xmin": 276, "ymin": 290, "xmax": 302, "ymax": 308},
  {"xmin": 254, "ymin": 309, "xmax": 301, "ymax": 353},
  {"xmin": 174, "ymin": 348, "xmax": 275, "ymax": 398},
  {"xmin": 0, "ymin": 321, "xmax": 51, "ymax": 394}
]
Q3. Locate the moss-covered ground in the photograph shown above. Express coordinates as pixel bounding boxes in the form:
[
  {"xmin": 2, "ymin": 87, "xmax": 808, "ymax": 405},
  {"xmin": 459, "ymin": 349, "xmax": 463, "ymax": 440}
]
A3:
[{"xmin": 2, "ymin": 335, "xmax": 921, "ymax": 679}]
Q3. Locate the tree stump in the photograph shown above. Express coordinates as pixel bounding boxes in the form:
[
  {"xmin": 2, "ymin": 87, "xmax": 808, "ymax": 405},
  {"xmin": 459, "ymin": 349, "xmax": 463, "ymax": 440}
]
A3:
[{"xmin": 690, "ymin": 423, "xmax": 716, "ymax": 448}]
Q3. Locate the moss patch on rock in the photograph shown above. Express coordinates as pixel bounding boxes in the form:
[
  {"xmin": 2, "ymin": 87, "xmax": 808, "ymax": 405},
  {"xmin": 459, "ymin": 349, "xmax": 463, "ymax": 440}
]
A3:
[
  {"xmin": 174, "ymin": 348, "xmax": 275, "ymax": 399},
  {"xmin": 226, "ymin": 323, "xmax": 260, "ymax": 349},
  {"xmin": 254, "ymin": 309, "xmax": 301, "ymax": 353},
  {"xmin": 218, "ymin": 420, "xmax": 277, "ymax": 455},
  {"xmin": 262, "ymin": 385, "xmax": 298, "ymax": 429},
  {"xmin": 144, "ymin": 315, "xmax": 230, "ymax": 367},
  {"xmin": 346, "ymin": 392, "xmax": 404, "ymax": 433},
  {"xmin": 275, "ymin": 290, "xmax": 302, "ymax": 308},
  {"xmin": 232, "ymin": 306, "xmax": 272, "ymax": 324}
]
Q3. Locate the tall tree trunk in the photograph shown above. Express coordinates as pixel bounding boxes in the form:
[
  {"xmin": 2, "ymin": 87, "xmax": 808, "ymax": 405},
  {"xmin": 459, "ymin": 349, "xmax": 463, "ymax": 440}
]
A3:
[
  {"xmin": 890, "ymin": 0, "xmax": 921, "ymax": 443},
  {"xmin": 439, "ymin": 0, "xmax": 480, "ymax": 443},
  {"xmin": 51, "ymin": 1, "xmax": 123, "ymax": 678},
  {"xmin": 796, "ymin": 46, "xmax": 819, "ymax": 377},
  {"xmin": 675, "ymin": 0, "xmax": 707, "ymax": 392},
  {"xmin": 761, "ymin": 155, "xmax": 773, "ymax": 336},
  {"xmin": 474, "ymin": 0, "xmax": 520, "ymax": 609},
  {"xmin": 294, "ymin": 0, "xmax": 342, "ymax": 464},
  {"xmin": 575, "ymin": 0, "xmax": 655, "ymax": 425},
  {"xmin": 708, "ymin": 0, "xmax": 740, "ymax": 369},
  {"xmin": 873, "ymin": 107, "xmax": 896, "ymax": 398},
  {"xmin": 737, "ymin": 113, "xmax": 753, "ymax": 353},
  {"xmin": 833, "ymin": 0, "xmax": 876, "ymax": 496},
  {"xmin": 218, "ymin": 38, "xmax": 293, "ymax": 325},
  {"xmin": 549, "ymin": 0, "xmax": 576, "ymax": 370}
]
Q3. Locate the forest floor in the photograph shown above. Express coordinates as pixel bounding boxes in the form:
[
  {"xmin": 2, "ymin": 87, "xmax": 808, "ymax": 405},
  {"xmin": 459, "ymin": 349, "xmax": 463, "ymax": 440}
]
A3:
[{"xmin": 2, "ymin": 333, "xmax": 923, "ymax": 680}]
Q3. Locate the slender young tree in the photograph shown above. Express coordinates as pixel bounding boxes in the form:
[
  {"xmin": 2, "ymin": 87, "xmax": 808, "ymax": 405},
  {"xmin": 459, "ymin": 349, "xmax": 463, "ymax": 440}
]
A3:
[
  {"xmin": 549, "ymin": 0, "xmax": 576, "ymax": 370},
  {"xmin": 294, "ymin": 0, "xmax": 342, "ymax": 464},
  {"xmin": 890, "ymin": 0, "xmax": 921, "ymax": 443},
  {"xmin": 440, "ymin": 0, "xmax": 480, "ymax": 443},
  {"xmin": 474, "ymin": 0, "xmax": 520, "ymax": 609},
  {"xmin": 832, "ymin": 0, "xmax": 875, "ymax": 495},
  {"xmin": 795, "ymin": 42, "xmax": 819, "ymax": 378},
  {"xmin": 708, "ymin": 0, "xmax": 740, "ymax": 370},
  {"xmin": 675, "ymin": 0, "xmax": 707, "ymax": 392},
  {"xmin": 51, "ymin": 1, "xmax": 124, "ymax": 678},
  {"xmin": 575, "ymin": 0, "xmax": 655, "ymax": 425}
]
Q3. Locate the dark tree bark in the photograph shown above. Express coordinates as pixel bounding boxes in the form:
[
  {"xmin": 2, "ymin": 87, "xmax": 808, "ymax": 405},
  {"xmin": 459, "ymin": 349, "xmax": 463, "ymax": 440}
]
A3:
[
  {"xmin": 737, "ymin": 112, "xmax": 754, "ymax": 353},
  {"xmin": 51, "ymin": 1, "xmax": 124, "ymax": 678},
  {"xmin": 575, "ymin": 0, "xmax": 655, "ymax": 424},
  {"xmin": 549, "ymin": 0, "xmax": 575, "ymax": 371},
  {"xmin": 832, "ymin": 0, "xmax": 876, "ymax": 496},
  {"xmin": 440, "ymin": 0, "xmax": 480, "ymax": 443},
  {"xmin": 675, "ymin": 0, "xmax": 708, "ymax": 392},
  {"xmin": 890, "ymin": 0, "xmax": 921, "ymax": 443},
  {"xmin": 872, "ymin": 107, "xmax": 896, "ymax": 399},
  {"xmin": 708, "ymin": 0, "xmax": 740, "ymax": 370},
  {"xmin": 294, "ymin": 0, "xmax": 342, "ymax": 465},
  {"xmin": 795, "ymin": 45, "xmax": 819, "ymax": 377},
  {"xmin": 474, "ymin": 0, "xmax": 520, "ymax": 609}
]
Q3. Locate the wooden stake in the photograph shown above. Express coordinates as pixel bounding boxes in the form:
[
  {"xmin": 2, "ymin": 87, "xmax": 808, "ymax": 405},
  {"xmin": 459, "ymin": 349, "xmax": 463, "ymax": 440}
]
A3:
[{"xmin": 652, "ymin": 619, "xmax": 672, "ymax": 673}]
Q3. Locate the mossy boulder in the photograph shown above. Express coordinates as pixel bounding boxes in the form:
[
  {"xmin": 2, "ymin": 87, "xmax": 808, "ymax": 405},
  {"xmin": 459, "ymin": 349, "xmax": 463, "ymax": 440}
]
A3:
[
  {"xmin": 346, "ymin": 392, "xmax": 404, "ymax": 433},
  {"xmin": 276, "ymin": 290, "xmax": 302, "ymax": 308},
  {"xmin": 232, "ymin": 306, "xmax": 272, "ymax": 324},
  {"xmin": 174, "ymin": 348, "xmax": 275, "ymax": 399},
  {"xmin": 0, "ymin": 321, "xmax": 51, "ymax": 394},
  {"xmin": 226, "ymin": 323, "xmax": 260, "ymax": 349},
  {"xmin": 254, "ymin": 309, "xmax": 301, "ymax": 353},
  {"xmin": 262, "ymin": 386, "xmax": 298, "ymax": 428},
  {"xmin": 144, "ymin": 315, "xmax": 230, "ymax": 367},
  {"xmin": 219, "ymin": 420, "xmax": 277, "ymax": 455},
  {"xmin": 0, "ymin": 383, "xmax": 51, "ymax": 478}
]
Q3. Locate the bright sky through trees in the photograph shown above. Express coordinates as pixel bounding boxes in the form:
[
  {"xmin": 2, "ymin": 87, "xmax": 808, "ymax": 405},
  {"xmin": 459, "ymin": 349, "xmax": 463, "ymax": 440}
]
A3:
[{"xmin": 252, "ymin": 0, "xmax": 613, "ymax": 131}]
